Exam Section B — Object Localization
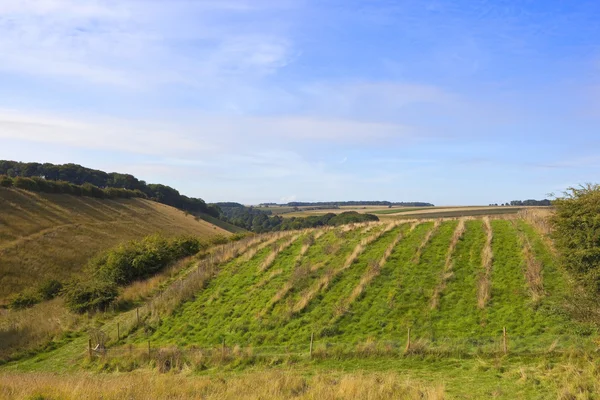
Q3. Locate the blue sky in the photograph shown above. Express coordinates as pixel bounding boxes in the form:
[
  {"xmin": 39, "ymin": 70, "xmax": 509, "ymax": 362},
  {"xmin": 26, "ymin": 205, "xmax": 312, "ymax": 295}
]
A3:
[{"xmin": 0, "ymin": 0, "xmax": 599, "ymax": 205}]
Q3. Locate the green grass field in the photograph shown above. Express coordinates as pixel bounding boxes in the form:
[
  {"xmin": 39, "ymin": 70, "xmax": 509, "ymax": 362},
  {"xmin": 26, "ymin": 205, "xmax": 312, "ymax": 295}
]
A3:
[{"xmin": 1, "ymin": 215, "xmax": 598, "ymax": 398}]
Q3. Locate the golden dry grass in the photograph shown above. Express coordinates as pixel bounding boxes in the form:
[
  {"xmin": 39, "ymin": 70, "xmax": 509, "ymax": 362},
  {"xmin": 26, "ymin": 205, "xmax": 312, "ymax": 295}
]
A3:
[
  {"xmin": 0, "ymin": 188, "xmax": 229, "ymax": 302},
  {"xmin": 412, "ymin": 220, "xmax": 441, "ymax": 264},
  {"xmin": 0, "ymin": 298, "xmax": 80, "ymax": 360},
  {"xmin": 430, "ymin": 219, "xmax": 466, "ymax": 309},
  {"xmin": 258, "ymin": 233, "xmax": 302, "ymax": 273},
  {"xmin": 0, "ymin": 370, "xmax": 445, "ymax": 400},
  {"xmin": 337, "ymin": 225, "xmax": 406, "ymax": 317},
  {"xmin": 292, "ymin": 223, "xmax": 398, "ymax": 315},
  {"xmin": 514, "ymin": 226, "xmax": 545, "ymax": 303},
  {"xmin": 477, "ymin": 217, "xmax": 494, "ymax": 309}
]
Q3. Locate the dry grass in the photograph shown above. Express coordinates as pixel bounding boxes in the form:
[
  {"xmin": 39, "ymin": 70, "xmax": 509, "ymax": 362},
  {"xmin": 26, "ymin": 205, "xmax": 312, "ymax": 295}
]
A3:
[
  {"xmin": 0, "ymin": 370, "xmax": 445, "ymax": 400},
  {"xmin": 258, "ymin": 234, "xmax": 302, "ymax": 273},
  {"xmin": 477, "ymin": 217, "xmax": 494, "ymax": 309},
  {"xmin": 0, "ymin": 188, "xmax": 229, "ymax": 302},
  {"xmin": 149, "ymin": 234, "xmax": 277, "ymax": 319},
  {"xmin": 412, "ymin": 220, "xmax": 441, "ymax": 264},
  {"xmin": 292, "ymin": 223, "xmax": 399, "ymax": 315},
  {"xmin": 0, "ymin": 299, "xmax": 81, "ymax": 360},
  {"xmin": 517, "ymin": 230, "xmax": 545, "ymax": 302},
  {"xmin": 118, "ymin": 257, "xmax": 196, "ymax": 304},
  {"xmin": 258, "ymin": 231, "xmax": 324, "ymax": 314},
  {"xmin": 430, "ymin": 219, "xmax": 466, "ymax": 309},
  {"xmin": 517, "ymin": 208, "xmax": 553, "ymax": 236},
  {"xmin": 243, "ymin": 232, "xmax": 289, "ymax": 262},
  {"xmin": 337, "ymin": 226, "xmax": 406, "ymax": 317}
]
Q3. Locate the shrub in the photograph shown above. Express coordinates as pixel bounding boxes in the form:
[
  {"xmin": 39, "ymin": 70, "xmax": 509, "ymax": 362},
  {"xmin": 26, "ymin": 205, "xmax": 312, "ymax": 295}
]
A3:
[
  {"xmin": 9, "ymin": 290, "xmax": 41, "ymax": 309},
  {"xmin": 13, "ymin": 176, "xmax": 39, "ymax": 191},
  {"xmin": 92, "ymin": 234, "xmax": 203, "ymax": 286},
  {"xmin": 38, "ymin": 279, "xmax": 63, "ymax": 300},
  {"xmin": 0, "ymin": 175, "xmax": 13, "ymax": 187},
  {"xmin": 552, "ymin": 184, "xmax": 600, "ymax": 293},
  {"xmin": 63, "ymin": 279, "xmax": 119, "ymax": 313}
]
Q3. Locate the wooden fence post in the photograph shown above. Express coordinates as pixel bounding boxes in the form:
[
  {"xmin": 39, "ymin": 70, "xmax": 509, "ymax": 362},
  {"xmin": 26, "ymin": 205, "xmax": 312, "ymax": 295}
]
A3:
[
  {"xmin": 503, "ymin": 327, "xmax": 508, "ymax": 354},
  {"xmin": 310, "ymin": 332, "xmax": 314, "ymax": 358},
  {"xmin": 88, "ymin": 338, "xmax": 92, "ymax": 360},
  {"xmin": 404, "ymin": 327, "xmax": 411, "ymax": 353}
]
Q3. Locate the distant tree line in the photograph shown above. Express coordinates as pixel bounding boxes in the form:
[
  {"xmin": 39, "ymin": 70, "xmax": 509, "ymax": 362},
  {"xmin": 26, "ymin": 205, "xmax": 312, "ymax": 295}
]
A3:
[
  {"xmin": 285, "ymin": 201, "xmax": 434, "ymax": 207},
  {"xmin": 510, "ymin": 199, "xmax": 552, "ymax": 206},
  {"xmin": 0, "ymin": 175, "xmax": 145, "ymax": 199},
  {"xmin": 0, "ymin": 160, "xmax": 220, "ymax": 217},
  {"xmin": 215, "ymin": 203, "xmax": 378, "ymax": 233},
  {"xmin": 488, "ymin": 199, "xmax": 552, "ymax": 207}
]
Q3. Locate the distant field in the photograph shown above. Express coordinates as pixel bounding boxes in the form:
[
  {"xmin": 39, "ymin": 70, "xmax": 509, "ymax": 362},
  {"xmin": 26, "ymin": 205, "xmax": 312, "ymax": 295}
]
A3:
[
  {"xmin": 370, "ymin": 207, "xmax": 434, "ymax": 215},
  {"xmin": 281, "ymin": 205, "xmax": 531, "ymax": 219},
  {"xmin": 0, "ymin": 188, "xmax": 229, "ymax": 303},
  {"xmin": 380, "ymin": 206, "xmax": 527, "ymax": 220}
]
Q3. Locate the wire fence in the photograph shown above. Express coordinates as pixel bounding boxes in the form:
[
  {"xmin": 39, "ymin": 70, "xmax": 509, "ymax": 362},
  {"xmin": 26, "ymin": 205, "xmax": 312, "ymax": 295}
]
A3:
[{"xmin": 88, "ymin": 330, "xmax": 599, "ymax": 366}]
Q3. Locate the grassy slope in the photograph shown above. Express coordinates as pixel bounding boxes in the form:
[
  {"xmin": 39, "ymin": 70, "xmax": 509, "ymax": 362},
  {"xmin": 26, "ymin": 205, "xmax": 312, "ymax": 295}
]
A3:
[
  {"xmin": 3, "ymin": 217, "xmax": 599, "ymax": 399},
  {"xmin": 196, "ymin": 213, "xmax": 248, "ymax": 233},
  {"xmin": 139, "ymin": 218, "xmax": 589, "ymax": 349},
  {"xmin": 0, "ymin": 187, "xmax": 229, "ymax": 302}
]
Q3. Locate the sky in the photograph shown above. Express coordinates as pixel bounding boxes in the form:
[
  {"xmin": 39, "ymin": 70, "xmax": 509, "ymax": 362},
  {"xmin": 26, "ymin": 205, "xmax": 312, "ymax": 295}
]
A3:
[{"xmin": 0, "ymin": 0, "xmax": 599, "ymax": 205}]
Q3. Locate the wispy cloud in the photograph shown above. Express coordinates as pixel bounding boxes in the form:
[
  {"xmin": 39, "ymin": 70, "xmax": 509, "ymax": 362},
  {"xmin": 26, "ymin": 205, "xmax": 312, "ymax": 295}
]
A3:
[{"xmin": 0, "ymin": 0, "xmax": 294, "ymax": 88}]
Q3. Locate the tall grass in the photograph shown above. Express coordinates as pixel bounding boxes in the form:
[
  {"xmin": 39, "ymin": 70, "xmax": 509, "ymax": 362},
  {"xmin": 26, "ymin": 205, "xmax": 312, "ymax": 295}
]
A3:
[
  {"xmin": 0, "ymin": 299, "xmax": 81, "ymax": 361},
  {"xmin": 515, "ymin": 226, "xmax": 545, "ymax": 303},
  {"xmin": 0, "ymin": 371, "xmax": 445, "ymax": 400},
  {"xmin": 430, "ymin": 219, "xmax": 466, "ymax": 309},
  {"xmin": 477, "ymin": 217, "xmax": 494, "ymax": 309}
]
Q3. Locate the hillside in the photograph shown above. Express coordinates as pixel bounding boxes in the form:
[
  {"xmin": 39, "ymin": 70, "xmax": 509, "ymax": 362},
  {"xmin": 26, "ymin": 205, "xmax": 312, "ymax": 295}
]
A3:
[
  {"xmin": 3, "ymin": 214, "xmax": 600, "ymax": 398},
  {"xmin": 0, "ymin": 187, "xmax": 229, "ymax": 303},
  {"xmin": 141, "ymin": 217, "xmax": 581, "ymax": 348}
]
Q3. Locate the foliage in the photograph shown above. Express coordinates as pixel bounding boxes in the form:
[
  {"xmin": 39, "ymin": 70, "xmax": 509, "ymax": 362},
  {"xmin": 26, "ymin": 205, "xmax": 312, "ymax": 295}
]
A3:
[
  {"xmin": 1, "ymin": 175, "xmax": 144, "ymax": 200},
  {"xmin": 8, "ymin": 290, "xmax": 41, "ymax": 310},
  {"xmin": 286, "ymin": 201, "xmax": 434, "ymax": 207},
  {"xmin": 8, "ymin": 280, "xmax": 64, "ymax": 309},
  {"xmin": 91, "ymin": 235, "xmax": 206, "ymax": 286},
  {"xmin": 62, "ymin": 234, "xmax": 221, "ymax": 313},
  {"xmin": 0, "ymin": 161, "xmax": 219, "ymax": 217},
  {"xmin": 552, "ymin": 184, "xmax": 600, "ymax": 293},
  {"xmin": 510, "ymin": 199, "xmax": 552, "ymax": 206},
  {"xmin": 38, "ymin": 280, "xmax": 64, "ymax": 301},
  {"xmin": 217, "ymin": 204, "xmax": 379, "ymax": 233},
  {"xmin": 63, "ymin": 280, "xmax": 119, "ymax": 314}
]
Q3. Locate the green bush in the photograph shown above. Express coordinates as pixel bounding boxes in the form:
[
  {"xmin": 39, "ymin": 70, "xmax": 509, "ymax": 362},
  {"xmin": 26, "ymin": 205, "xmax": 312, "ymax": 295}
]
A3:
[
  {"xmin": 552, "ymin": 184, "xmax": 600, "ymax": 293},
  {"xmin": 9, "ymin": 290, "xmax": 41, "ymax": 309},
  {"xmin": 38, "ymin": 279, "xmax": 63, "ymax": 301},
  {"xmin": 63, "ymin": 279, "xmax": 119, "ymax": 313},
  {"xmin": 13, "ymin": 176, "xmax": 39, "ymax": 191},
  {"xmin": 0, "ymin": 175, "xmax": 13, "ymax": 187},
  {"xmin": 92, "ymin": 234, "xmax": 204, "ymax": 285}
]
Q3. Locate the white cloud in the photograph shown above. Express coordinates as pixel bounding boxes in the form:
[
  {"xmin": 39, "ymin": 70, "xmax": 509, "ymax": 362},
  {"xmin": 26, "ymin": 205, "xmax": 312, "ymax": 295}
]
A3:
[
  {"xmin": 0, "ymin": 108, "xmax": 417, "ymax": 160},
  {"xmin": 0, "ymin": 0, "xmax": 294, "ymax": 87}
]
